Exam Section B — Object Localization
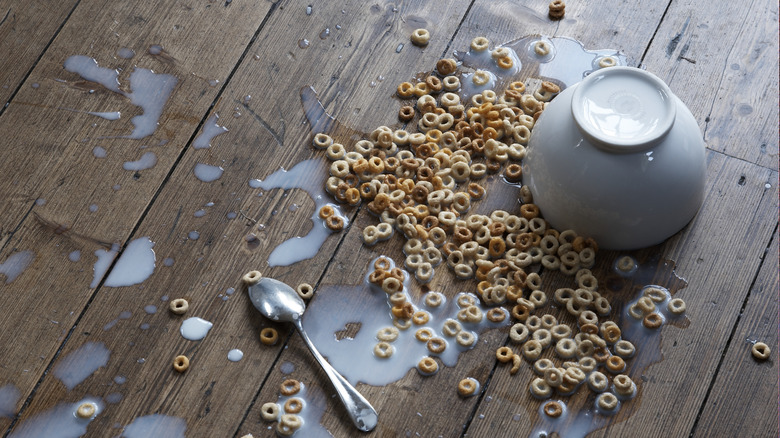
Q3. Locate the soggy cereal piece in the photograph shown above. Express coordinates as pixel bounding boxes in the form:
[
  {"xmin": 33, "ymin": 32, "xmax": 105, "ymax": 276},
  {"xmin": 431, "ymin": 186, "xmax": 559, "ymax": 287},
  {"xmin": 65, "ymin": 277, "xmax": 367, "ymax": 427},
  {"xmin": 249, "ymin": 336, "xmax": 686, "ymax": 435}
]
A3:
[
  {"xmin": 458, "ymin": 377, "xmax": 479, "ymax": 397},
  {"xmin": 548, "ymin": 0, "xmax": 565, "ymax": 20},
  {"xmin": 312, "ymin": 133, "xmax": 333, "ymax": 149},
  {"xmin": 280, "ymin": 379, "xmax": 301, "ymax": 396},
  {"xmin": 643, "ymin": 312, "xmax": 664, "ymax": 329},
  {"xmin": 587, "ymin": 371, "xmax": 609, "ymax": 393},
  {"xmin": 530, "ymin": 377, "xmax": 552, "ymax": 399},
  {"xmin": 752, "ymin": 342, "xmax": 771, "ymax": 361},
  {"xmin": 76, "ymin": 401, "xmax": 97, "ymax": 419},
  {"xmin": 522, "ymin": 340, "xmax": 543, "ymax": 361},
  {"xmin": 277, "ymin": 414, "xmax": 303, "ymax": 436},
  {"xmin": 424, "ymin": 291, "xmax": 444, "ymax": 308},
  {"xmin": 260, "ymin": 402, "xmax": 281, "ymax": 421},
  {"xmin": 437, "ymin": 58, "xmax": 458, "ymax": 75},
  {"xmin": 543, "ymin": 401, "xmax": 563, "ymax": 418},
  {"xmin": 374, "ymin": 341, "xmax": 395, "ymax": 358},
  {"xmin": 598, "ymin": 56, "xmax": 617, "ymax": 68},
  {"xmin": 597, "ymin": 392, "xmax": 619, "ymax": 412},
  {"xmin": 472, "ymin": 70, "xmax": 491, "ymax": 86},
  {"xmin": 415, "ymin": 327, "xmax": 434, "ymax": 342},
  {"xmin": 605, "ymin": 355, "xmax": 626, "ymax": 374},
  {"xmin": 613, "ymin": 374, "xmax": 637, "ymax": 398},
  {"xmin": 377, "ymin": 326, "xmax": 399, "ymax": 342},
  {"xmin": 442, "ymin": 318, "xmax": 462, "ymax": 337},
  {"xmin": 615, "ymin": 255, "xmax": 636, "ymax": 273},
  {"xmin": 456, "ymin": 330, "xmax": 476, "ymax": 347},
  {"xmin": 173, "ymin": 355, "xmax": 190, "ymax": 373},
  {"xmin": 242, "ymin": 270, "xmax": 262, "ymax": 285},
  {"xmin": 169, "ymin": 298, "xmax": 189, "ymax": 315},
  {"xmin": 284, "ymin": 397, "xmax": 304, "ymax": 414},
  {"xmin": 413, "ymin": 310, "xmax": 431, "ymax": 325},
  {"xmin": 296, "ymin": 283, "xmax": 314, "ymax": 300},
  {"xmin": 668, "ymin": 297, "xmax": 687, "ymax": 315},
  {"xmin": 417, "ymin": 356, "xmax": 439, "ymax": 375},
  {"xmin": 411, "ymin": 28, "xmax": 431, "ymax": 46},
  {"xmin": 427, "ymin": 337, "xmax": 447, "ymax": 354},
  {"xmin": 260, "ymin": 327, "xmax": 279, "ymax": 346}
]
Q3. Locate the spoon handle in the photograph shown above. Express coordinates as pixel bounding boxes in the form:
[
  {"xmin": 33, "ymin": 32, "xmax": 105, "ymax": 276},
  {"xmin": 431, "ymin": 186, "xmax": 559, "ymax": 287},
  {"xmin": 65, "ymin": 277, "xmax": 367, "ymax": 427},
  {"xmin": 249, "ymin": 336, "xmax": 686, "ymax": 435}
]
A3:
[{"xmin": 293, "ymin": 319, "xmax": 378, "ymax": 432}]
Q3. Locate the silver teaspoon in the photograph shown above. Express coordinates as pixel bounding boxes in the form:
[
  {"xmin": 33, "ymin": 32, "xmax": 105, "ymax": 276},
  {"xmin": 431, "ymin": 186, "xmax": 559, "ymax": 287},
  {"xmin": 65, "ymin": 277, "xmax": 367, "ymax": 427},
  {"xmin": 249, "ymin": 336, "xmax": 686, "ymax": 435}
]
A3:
[{"xmin": 248, "ymin": 277, "xmax": 378, "ymax": 432}]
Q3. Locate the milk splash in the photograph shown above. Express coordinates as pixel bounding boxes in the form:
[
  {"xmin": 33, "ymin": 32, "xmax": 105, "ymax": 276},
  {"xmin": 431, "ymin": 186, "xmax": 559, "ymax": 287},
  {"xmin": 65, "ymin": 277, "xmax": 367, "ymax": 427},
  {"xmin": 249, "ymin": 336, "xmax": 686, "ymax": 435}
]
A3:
[
  {"xmin": 63, "ymin": 55, "xmax": 178, "ymax": 139},
  {"xmin": 249, "ymin": 159, "xmax": 349, "ymax": 267}
]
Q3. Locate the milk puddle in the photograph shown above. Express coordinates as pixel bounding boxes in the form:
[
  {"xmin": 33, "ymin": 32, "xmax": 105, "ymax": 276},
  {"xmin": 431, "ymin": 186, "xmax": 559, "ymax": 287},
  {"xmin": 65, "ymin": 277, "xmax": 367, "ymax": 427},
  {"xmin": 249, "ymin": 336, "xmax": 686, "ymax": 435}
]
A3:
[
  {"xmin": 249, "ymin": 159, "xmax": 349, "ymax": 267},
  {"xmin": 52, "ymin": 341, "xmax": 110, "ymax": 390},
  {"xmin": 303, "ymin": 257, "xmax": 509, "ymax": 386},
  {"xmin": 7, "ymin": 397, "xmax": 103, "ymax": 438},
  {"xmin": 260, "ymin": 382, "xmax": 332, "ymax": 437},
  {"xmin": 0, "ymin": 250, "xmax": 35, "ymax": 284}
]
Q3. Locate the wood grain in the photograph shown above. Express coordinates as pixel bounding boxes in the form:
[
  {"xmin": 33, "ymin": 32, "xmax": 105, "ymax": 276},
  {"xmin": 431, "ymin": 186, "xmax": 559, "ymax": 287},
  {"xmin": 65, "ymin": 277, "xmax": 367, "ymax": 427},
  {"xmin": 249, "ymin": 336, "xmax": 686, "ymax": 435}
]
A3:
[
  {"xmin": 641, "ymin": 0, "xmax": 779, "ymax": 169},
  {"xmin": 0, "ymin": 0, "xmax": 272, "ymax": 432},
  {"xmin": 0, "ymin": 0, "xmax": 776, "ymax": 437},
  {"xmin": 692, "ymin": 230, "xmax": 778, "ymax": 437},
  {"xmin": 0, "ymin": 0, "xmax": 78, "ymax": 106}
]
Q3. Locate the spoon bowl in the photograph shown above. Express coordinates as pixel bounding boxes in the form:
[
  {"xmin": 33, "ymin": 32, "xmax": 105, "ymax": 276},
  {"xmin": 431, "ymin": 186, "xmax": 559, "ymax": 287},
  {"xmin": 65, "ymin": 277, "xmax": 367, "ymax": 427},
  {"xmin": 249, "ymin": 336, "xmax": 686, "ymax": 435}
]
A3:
[{"xmin": 248, "ymin": 277, "xmax": 378, "ymax": 432}]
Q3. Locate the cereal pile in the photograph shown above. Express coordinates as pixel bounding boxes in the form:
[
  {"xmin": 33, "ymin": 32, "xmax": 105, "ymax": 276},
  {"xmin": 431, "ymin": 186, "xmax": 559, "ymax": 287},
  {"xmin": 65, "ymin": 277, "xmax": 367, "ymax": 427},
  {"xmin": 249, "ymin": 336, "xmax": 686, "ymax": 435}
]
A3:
[
  {"xmin": 310, "ymin": 36, "xmax": 688, "ymax": 417},
  {"xmin": 259, "ymin": 379, "xmax": 308, "ymax": 436}
]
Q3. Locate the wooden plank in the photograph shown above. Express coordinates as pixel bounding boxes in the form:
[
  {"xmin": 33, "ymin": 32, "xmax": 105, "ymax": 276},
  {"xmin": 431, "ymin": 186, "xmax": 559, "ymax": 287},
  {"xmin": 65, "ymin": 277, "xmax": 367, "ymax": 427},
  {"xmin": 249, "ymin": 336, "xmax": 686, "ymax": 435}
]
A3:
[
  {"xmin": 692, "ymin": 230, "xmax": 778, "ymax": 437},
  {"xmin": 465, "ymin": 152, "xmax": 777, "ymax": 437},
  {"xmin": 0, "ymin": 0, "xmax": 272, "ymax": 432},
  {"xmin": 640, "ymin": 0, "xmax": 778, "ymax": 169},
  {"xmin": 4, "ymin": 0, "xmax": 476, "ymax": 436},
  {"xmin": 0, "ymin": 0, "xmax": 79, "ymax": 106}
]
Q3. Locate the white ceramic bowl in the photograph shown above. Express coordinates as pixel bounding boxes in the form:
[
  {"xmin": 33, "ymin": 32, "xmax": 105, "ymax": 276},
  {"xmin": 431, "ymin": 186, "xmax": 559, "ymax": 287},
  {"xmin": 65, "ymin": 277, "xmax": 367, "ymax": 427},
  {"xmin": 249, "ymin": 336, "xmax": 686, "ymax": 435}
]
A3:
[{"xmin": 522, "ymin": 66, "xmax": 706, "ymax": 250}]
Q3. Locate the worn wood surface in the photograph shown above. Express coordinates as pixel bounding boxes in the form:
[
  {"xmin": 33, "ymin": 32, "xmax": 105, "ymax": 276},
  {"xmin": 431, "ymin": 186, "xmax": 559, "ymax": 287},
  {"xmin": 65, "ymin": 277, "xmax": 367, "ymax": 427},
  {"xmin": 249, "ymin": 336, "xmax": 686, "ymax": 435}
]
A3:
[{"xmin": 0, "ymin": 0, "xmax": 777, "ymax": 437}]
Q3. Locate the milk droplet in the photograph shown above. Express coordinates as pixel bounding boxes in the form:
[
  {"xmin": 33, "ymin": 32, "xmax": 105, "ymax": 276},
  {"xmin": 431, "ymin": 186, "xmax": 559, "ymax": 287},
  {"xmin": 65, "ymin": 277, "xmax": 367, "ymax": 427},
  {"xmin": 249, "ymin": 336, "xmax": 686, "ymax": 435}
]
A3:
[
  {"xmin": 193, "ymin": 163, "xmax": 224, "ymax": 182},
  {"xmin": 227, "ymin": 349, "xmax": 244, "ymax": 362},
  {"xmin": 103, "ymin": 237, "xmax": 156, "ymax": 287},
  {"xmin": 180, "ymin": 317, "xmax": 213, "ymax": 340},
  {"xmin": 144, "ymin": 305, "xmax": 157, "ymax": 314},
  {"xmin": 89, "ymin": 204, "xmax": 98, "ymax": 212},
  {"xmin": 87, "ymin": 111, "xmax": 121, "ymax": 120},
  {"xmin": 0, "ymin": 384, "xmax": 21, "ymax": 418},
  {"xmin": 92, "ymin": 146, "xmax": 107, "ymax": 158},
  {"xmin": 298, "ymin": 38, "xmax": 310, "ymax": 49},
  {"xmin": 52, "ymin": 342, "xmax": 110, "ymax": 390},
  {"xmin": 163, "ymin": 257, "xmax": 175, "ymax": 267},
  {"xmin": 68, "ymin": 250, "xmax": 81, "ymax": 262},
  {"xmin": 113, "ymin": 376, "xmax": 127, "ymax": 385},
  {"xmin": 121, "ymin": 414, "xmax": 187, "ymax": 438},
  {"xmin": 0, "ymin": 251, "xmax": 35, "ymax": 284},
  {"xmin": 123, "ymin": 151, "xmax": 157, "ymax": 171},
  {"xmin": 188, "ymin": 231, "xmax": 200, "ymax": 240},
  {"xmin": 148, "ymin": 45, "xmax": 163, "ymax": 55},
  {"xmin": 117, "ymin": 47, "xmax": 135, "ymax": 59},
  {"xmin": 35, "ymin": 198, "xmax": 46, "ymax": 206},
  {"xmin": 194, "ymin": 209, "xmax": 206, "ymax": 218},
  {"xmin": 124, "ymin": 69, "xmax": 178, "ymax": 139},
  {"xmin": 280, "ymin": 361, "xmax": 296, "ymax": 375}
]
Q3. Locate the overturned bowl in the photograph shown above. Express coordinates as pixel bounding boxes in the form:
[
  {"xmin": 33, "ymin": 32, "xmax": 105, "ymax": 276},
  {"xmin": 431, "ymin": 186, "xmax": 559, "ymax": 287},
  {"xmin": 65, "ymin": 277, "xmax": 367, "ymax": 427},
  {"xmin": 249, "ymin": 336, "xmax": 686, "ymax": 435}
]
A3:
[{"xmin": 523, "ymin": 66, "xmax": 706, "ymax": 250}]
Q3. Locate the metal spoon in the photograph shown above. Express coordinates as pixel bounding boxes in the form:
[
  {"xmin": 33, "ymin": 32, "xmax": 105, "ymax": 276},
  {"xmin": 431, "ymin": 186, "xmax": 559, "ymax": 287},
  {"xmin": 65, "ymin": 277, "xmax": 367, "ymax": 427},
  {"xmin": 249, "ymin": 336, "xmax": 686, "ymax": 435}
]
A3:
[{"xmin": 248, "ymin": 277, "xmax": 378, "ymax": 432}]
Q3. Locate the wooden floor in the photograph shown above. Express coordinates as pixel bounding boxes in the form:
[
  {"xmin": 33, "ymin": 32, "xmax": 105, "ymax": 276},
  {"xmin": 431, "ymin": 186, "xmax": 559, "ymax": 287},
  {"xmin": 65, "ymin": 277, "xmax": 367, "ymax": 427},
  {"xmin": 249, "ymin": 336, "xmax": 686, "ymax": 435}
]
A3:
[{"xmin": 0, "ymin": 0, "xmax": 777, "ymax": 437}]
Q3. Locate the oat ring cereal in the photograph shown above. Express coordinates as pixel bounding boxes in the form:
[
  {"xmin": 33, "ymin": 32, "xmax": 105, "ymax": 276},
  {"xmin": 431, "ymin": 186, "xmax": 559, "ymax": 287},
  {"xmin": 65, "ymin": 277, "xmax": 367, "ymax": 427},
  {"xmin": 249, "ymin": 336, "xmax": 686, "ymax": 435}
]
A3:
[
  {"xmin": 260, "ymin": 327, "xmax": 279, "ymax": 346},
  {"xmin": 496, "ymin": 346, "xmax": 514, "ymax": 363},
  {"xmin": 486, "ymin": 307, "xmax": 507, "ymax": 323},
  {"xmin": 530, "ymin": 377, "xmax": 552, "ymax": 399},
  {"xmin": 412, "ymin": 310, "xmax": 431, "ymax": 325},
  {"xmin": 427, "ymin": 337, "xmax": 447, "ymax": 354},
  {"xmin": 470, "ymin": 36, "xmax": 489, "ymax": 52},
  {"xmin": 280, "ymin": 379, "xmax": 301, "ymax": 396},
  {"xmin": 458, "ymin": 378, "xmax": 479, "ymax": 396},
  {"xmin": 472, "ymin": 70, "xmax": 490, "ymax": 86},
  {"xmin": 456, "ymin": 330, "xmax": 476, "ymax": 347},
  {"xmin": 415, "ymin": 327, "xmax": 434, "ymax": 342},
  {"xmin": 597, "ymin": 392, "xmax": 619, "ymax": 411},
  {"xmin": 543, "ymin": 401, "xmax": 563, "ymax": 418},
  {"xmin": 377, "ymin": 326, "xmax": 399, "ymax": 342},
  {"xmin": 643, "ymin": 312, "xmax": 664, "ymax": 329},
  {"xmin": 260, "ymin": 402, "xmax": 281, "ymax": 421},
  {"xmin": 318, "ymin": 205, "xmax": 335, "ymax": 219},
  {"xmin": 667, "ymin": 297, "xmax": 687, "ymax": 315},
  {"xmin": 277, "ymin": 414, "xmax": 303, "ymax": 436},
  {"xmin": 284, "ymin": 397, "xmax": 304, "ymax": 414},
  {"xmin": 424, "ymin": 291, "xmax": 444, "ymax": 308},
  {"xmin": 242, "ymin": 270, "xmax": 262, "ymax": 285},
  {"xmin": 752, "ymin": 342, "xmax": 771, "ymax": 361},
  {"xmin": 442, "ymin": 319, "xmax": 462, "ymax": 337},
  {"xmin": 76, "ymin": 402, "xmax": 97, "ymax": 419},
  {"xmin": 374, "ymin": 342, "xmax": 394, "ymax": 358},
  {"xmin": 418, "ymin": 357, "xmax": 439, "ymax": 375},
  {"xmin": 598, "ymin": 56, "xmax": 618, "ymax": 68},
  {"xmin": 173, "ymin": 355, "xmax": 190, "ymax": 373},
  {"xmin": 605, "ymin": 355, "xmax": 626, "ymax": 374},
  {"xmin": 295, "ymin": 283, "xmax": 314, "ymax": 300},
  {"xmin": 410, "ymin": 28, "xmax": 431, "ymax": 46},
  {"xmin": 169, "ymin": 298, "xmax": 189, "ymax": 315}
]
